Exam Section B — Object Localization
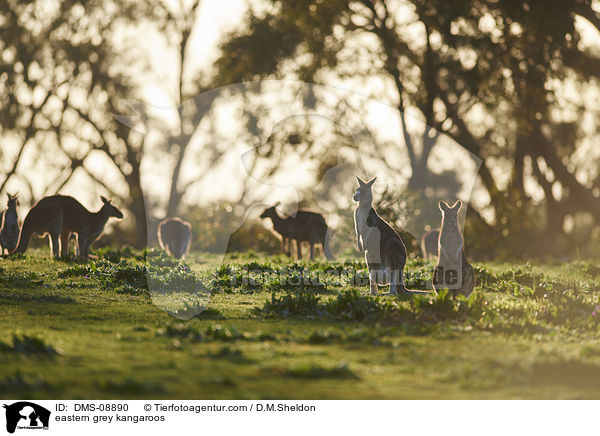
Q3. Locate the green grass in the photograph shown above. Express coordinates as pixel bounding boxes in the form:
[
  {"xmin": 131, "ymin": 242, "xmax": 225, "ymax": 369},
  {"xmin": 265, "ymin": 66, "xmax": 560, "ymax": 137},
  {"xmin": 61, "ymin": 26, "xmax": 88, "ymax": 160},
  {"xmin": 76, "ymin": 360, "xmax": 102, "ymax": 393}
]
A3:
[{"xmin": 1, "ymin": 249, "xmax": 600, "ymax": 399}]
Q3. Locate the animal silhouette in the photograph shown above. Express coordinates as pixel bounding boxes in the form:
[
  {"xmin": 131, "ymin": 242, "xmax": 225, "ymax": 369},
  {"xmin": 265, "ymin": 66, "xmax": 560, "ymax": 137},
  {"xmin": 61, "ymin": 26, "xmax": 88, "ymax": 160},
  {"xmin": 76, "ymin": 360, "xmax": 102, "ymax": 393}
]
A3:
[
  {"xmin": 421, "ymin": 229, "xmax": 440, "ymax": 259},
  {"xmin": 260, "ymin": 204, "xmax": 333, "ymax": 260},
  {"xmin": 432, "ymin": 201, "xmax": 475, "ymax": 297},
  {"xmin": 13, "ymin": 195, "xmax": 123, "ymax": 260},
  {"xmin": 0, "ymin": 193, "xmax": 20, "ymax": 255},
  {"xmin": 3, "ymin": 402, "xmax": 50, "ymax": 434},
  {"xmin": 158, "ymin": 217, "xmax": 192, "ymax": 259},
  {"xmin": 353, "ymin": 177, "xmax": 428, "ymax": 296}
]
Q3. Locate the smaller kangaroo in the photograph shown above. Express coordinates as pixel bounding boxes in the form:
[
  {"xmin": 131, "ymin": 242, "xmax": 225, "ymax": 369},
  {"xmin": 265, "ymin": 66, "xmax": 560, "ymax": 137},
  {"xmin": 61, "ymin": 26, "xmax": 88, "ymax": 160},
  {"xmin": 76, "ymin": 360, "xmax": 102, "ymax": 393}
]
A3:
[
  {"xmin": 0, "ymin": 193, "xmax": 20, "ymax": 255},
  {"xmin": 421, "ymin": 229, "xmax": 440, "ymax": 259},
  {"xmin": 353, "ymin": 177, "xmax": 428, "ymax": 297},
  {"xmin": 158, "ymin": 217, "xmax": 192, "ymax": 259},
  {"xmin": 13, "ymin": 195, "xmax": 123, "ymax": 260},
  {"xmin": 433, "ymin": 201, "xmax": 475, "ymax": 298}
]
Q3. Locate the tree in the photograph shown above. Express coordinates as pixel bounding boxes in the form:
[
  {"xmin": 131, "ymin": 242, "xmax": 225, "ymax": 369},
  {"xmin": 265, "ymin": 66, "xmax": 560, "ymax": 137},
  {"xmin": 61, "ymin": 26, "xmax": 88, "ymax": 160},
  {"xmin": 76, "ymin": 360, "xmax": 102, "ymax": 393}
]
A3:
[
  {"xmin": 213, "ymin": 0, "xmax": 600, "ymax": 258},
  {"xmin": 0, "ymin": 0, "xmax": 168, "ymax": 247}
]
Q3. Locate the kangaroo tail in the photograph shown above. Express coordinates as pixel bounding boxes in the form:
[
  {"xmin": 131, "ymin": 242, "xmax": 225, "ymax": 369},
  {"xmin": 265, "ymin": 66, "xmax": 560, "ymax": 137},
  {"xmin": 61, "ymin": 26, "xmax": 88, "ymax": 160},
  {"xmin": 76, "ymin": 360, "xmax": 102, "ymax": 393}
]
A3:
[
  {"xmin": 319, "ymin": 224, "xmax": 335, "ymax": 260},
  {"xmin": 323, "ymin": 236, "xmax": 335, "ymax": 260},
  {"xmin": 420, "ymin": 234, "xmax": 428, "ymax": 259},
  {"xmin": 11, "ymin": 213, "xmax": 34, "ymax": 255},
  {"xmin": 397, "ymin": 284, "xmax": 431, "ymax": 296}
]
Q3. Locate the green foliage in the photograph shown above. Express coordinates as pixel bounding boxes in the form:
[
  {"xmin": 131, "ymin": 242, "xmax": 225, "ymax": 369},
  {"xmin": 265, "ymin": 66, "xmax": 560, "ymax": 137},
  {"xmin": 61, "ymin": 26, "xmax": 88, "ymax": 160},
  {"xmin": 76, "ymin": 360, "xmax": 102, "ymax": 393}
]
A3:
[
  {"xmin": 259, "ymin": 291, "xmax": 323, "ymax": 318},
  {"xmin": 326, "ymin": 289, "xmax": 390, "ymax": 321},
  {"xmin": 57, "ymin": 252, "xmax": 208, "ymax": 297},
  {"xmin": 0, "ymin": 269, "xmax": 44, "ymax": 288},
  {"xmin": 4, "ymin": 252, "xmax": 600, "ymax": 399},
  {"xmin": 59, "ymin": 259, "xmax": 148, "ymax": 295},
  {"xmin": 96, "ymin": 246, "xmax": 137, "ymax": 263}
]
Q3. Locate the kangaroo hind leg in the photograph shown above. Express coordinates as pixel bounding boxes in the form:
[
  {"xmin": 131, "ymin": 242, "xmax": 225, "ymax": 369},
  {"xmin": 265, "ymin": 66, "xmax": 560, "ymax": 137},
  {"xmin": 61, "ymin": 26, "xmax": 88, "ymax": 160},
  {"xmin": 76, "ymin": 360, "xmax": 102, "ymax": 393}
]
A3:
[
  {"xmin": 387, "ymin": 269, "xmax": 399, "ymax": 295},
  {"xmin": 48, "ymin": 224, "xmax": 62, "ymax": 259},
  {"xmin": 60, "ymin": 231, "xmax": 71, "ymax": 257}
]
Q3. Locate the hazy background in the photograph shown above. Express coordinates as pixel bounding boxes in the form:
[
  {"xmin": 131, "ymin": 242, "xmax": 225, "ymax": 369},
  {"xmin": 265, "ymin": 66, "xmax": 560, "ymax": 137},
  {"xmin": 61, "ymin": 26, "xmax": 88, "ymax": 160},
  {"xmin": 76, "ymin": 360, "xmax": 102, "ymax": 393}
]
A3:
[{"xmin": 2, "ymin": 0, "xmax": 600, "ymax": 260}]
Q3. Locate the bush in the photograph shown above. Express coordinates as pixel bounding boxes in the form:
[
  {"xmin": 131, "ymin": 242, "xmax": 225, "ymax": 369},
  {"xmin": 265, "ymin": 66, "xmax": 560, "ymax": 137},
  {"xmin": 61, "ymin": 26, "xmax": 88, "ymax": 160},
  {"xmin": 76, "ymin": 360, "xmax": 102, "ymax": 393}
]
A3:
[
  {"xmin": 259, "ymin": 292, "xmax": 323, "ymax": 318},
  {"xmin": 326, "ymin": 289, "xmax": 390, "ymax": 321},
  {"xmin": 0, "ymin": 269, "xmax": 44, "ymax": 288}
]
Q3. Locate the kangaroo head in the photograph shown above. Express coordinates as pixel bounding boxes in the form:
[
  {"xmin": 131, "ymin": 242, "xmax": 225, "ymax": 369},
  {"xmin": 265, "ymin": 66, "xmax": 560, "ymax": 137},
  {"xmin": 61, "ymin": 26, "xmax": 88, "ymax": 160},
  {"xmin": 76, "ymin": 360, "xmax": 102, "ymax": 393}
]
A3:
[
  {"xmin": 6, "ymin": 193, "xmax": 18, "ymax": 209},
  {"xmin": 439, "ymin": 200, "xmax": 462, "ymax": 224},
  {"xmin": 100, "ymin": 196, "xmax": 124, "ymax": 219},
  {"xmin": 260, "ymin": 202, "xmax": 280, "ymax": 219},
  {"xmin": 354, "ymin": 176, "xmax": 376, "ymax": 203}
]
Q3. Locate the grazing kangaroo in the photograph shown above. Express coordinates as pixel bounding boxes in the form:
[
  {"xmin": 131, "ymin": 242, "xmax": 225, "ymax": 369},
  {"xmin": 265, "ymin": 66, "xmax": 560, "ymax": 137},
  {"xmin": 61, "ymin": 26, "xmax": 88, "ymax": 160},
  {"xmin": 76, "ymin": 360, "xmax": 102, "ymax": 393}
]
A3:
[
  {"xmin": 421, "ymin": 229, "xmax": 440, "ymax": 259},
  {"xmin": 12, "ymin": 195, "xmax": 123, "ymax": 260},
  {"xmin": 353, "ymin": 177, "xmax": 428, "ymax": 297},
  {"xmin": 0, "ymin": 193, "xmax": 20, "ymax": 255},
  {"xmin": 260, "ymin": 204, "xmax": 334, "ymax": 260},
  {"xmin": 158, "ymin": 217, "xmax": 192, "ymax": 259},
  {"xmin": 433, "ymin": 201, "xmax": 475, "ymax": 297}
]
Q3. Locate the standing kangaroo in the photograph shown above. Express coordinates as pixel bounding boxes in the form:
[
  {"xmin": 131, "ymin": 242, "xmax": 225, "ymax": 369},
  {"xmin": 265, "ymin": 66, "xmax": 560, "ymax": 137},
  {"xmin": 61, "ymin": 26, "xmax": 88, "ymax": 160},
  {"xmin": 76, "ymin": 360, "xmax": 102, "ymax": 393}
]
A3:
[
  {"xmin": 260, "ymin": 204, "xmax": 333, "ymax": 260},
  {"xmin": 158, "ymin": 217, "xmax": 192, "ymax": 259},
  {"xmin": 260, "ymin": 204, "xmax": 293, "ymax": 256},
  {"xmin": 0, "ymin": 193, "xmax": 20, "ymax": 255},
  {"xmin": 12, "ymin": 195, "xmax": 123, "ymax": 260},
  {"xmin": 433, "ymin": 201, "xmax": 475, "ymax": 297},
  {"xmin": 421, "ymin": 229, "xmax": 440, "ymax": 259},
  {"xmin": 353, "ymin": 177, "xmax": 428, "ymax": 297}
]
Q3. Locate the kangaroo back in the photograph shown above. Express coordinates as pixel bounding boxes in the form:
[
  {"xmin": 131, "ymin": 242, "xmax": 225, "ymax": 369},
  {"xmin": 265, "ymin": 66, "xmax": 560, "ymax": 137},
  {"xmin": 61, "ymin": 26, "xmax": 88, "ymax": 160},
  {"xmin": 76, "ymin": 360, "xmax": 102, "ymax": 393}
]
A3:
[
  {"xmin": 290, "ymin": 210, "xmax": 333, "ymax": 259},
  {"xmin": 290, "ymin": 210, "xmax": 327, "ymax": 241},
  {"xmin": 158, "ymin": 217, "xmax": 192, "ymax": 259}
]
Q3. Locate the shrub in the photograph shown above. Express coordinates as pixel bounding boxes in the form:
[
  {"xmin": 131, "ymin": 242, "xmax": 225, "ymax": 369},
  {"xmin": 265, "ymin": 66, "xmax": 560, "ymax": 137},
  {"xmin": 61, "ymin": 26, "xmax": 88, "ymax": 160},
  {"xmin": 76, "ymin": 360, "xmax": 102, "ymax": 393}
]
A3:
[
  {"xmin": 258, "ymin": 292, "xmax": 323, "ymax": 318},
  {"xmin": 326, "ymin": 289, "xmax": 390, "ymax": 321},
  {"xmin": 0, "ymin": 270, "xmax": 44, "ymax": 288}
]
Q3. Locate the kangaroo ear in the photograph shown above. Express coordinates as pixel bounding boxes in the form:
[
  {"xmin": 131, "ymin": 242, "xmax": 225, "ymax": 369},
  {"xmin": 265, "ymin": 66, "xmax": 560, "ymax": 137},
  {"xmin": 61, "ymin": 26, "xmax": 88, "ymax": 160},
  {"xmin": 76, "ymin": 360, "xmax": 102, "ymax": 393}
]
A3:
[
  {"xmin": 367, "ymin": 177, "xmax": 377, "ymax": 187},
  {"xmin": 439, "ymin": 201, "xmax": 450, "ymax": 212},
  {"xmin": 273, "ymin": 202, "xmax": 280, "ymax": 207},
  {"xmin": 452, "ymin": 200, "xmax": 463, "ymax": 212},
  {"xmin": 356, "ymin": 176, "xmax": 366, "ymax": 186},
  {"xmin": 100, "ymin": 196, "xmax": 109, "ymax": 204}
]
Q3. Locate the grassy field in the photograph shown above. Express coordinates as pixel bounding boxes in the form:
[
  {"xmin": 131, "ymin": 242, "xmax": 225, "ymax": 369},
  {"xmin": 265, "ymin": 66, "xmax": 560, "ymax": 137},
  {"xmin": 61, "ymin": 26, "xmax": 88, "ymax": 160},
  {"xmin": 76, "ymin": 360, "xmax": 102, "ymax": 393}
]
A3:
[{"xmin": 1, "ymin": 247, "xmax": 600, "ymax": 399}]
